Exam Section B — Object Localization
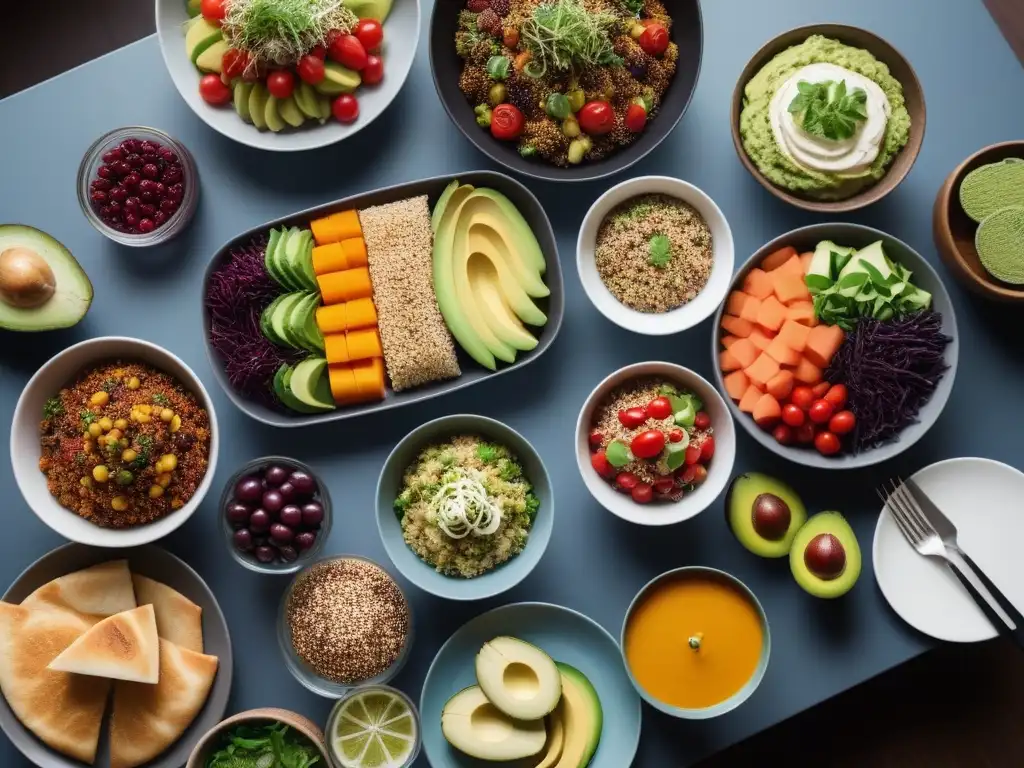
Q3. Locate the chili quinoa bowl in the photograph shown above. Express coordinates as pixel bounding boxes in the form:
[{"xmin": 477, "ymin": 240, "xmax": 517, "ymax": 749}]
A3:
[
  {"xmin": 575, "ymin": 362, "xmax": 735, "ymax": 525},
  {"xmin": 11, "ymin": 336, "xmax": 219, "ymax": 547},
  {"xmin": 577, "ymin": 175, "xmax": 734, "ymax": 335}
]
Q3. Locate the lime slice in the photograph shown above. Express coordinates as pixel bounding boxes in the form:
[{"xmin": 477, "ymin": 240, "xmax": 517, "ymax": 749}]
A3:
[
  {"xmin": 361, "ymin": 692, "xmax": 394, "ymax": 723},
  {"xmin": 339, "ymin": 733, "xmax": 370, "ymax": 761},
  {"xmin": 379, "ymin": 731, "xmax": 413, "ymax": 759},
  {"xmin": 361, "ymin": 736, "xmax": 389, "ymax": 768},
  {"xmin": 332, "ymin": 689, "xmax": 418, "ymax": 768},
  {"xmin": 381, "ymin": 713, "xmax": 414, "ymax": 737}
]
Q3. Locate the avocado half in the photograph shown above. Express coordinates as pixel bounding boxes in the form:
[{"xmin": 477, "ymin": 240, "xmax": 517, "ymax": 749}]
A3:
[
  {"xmin": 790, "ymin": 511, "xmax": 862, "ymax": 599},
  {"xmin": 0, "ymin": 225, "xmax": 92, "ymax": 332},
  {"xmin": 726, "ymin": 473, "xmax": 808, "ymax": 558}
]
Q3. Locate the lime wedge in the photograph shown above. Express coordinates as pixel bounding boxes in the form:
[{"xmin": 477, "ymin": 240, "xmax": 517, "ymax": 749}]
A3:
[{"xmin": 332, "ymin": 689, "xmax": 418, "ymax": 768}]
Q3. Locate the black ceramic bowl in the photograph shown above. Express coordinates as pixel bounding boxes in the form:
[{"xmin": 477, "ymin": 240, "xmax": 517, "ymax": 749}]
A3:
[{"xmin": 429, "ymin": 0, "xmax": 704, "ymax": 182}]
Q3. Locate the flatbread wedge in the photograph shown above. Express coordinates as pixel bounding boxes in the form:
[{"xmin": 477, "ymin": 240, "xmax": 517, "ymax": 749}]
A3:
[
  {"xmin": 109, "ymin": 638, "xmax": 219, "ymax": 768},
  {"xmin": 22, "ymin": 560, "xmax": 136, "ymax": 620},
  {"xmin": 48, "ymin": 604, "xmax": 160, "ymax": 683},
  {"xmin": 131, "ymin": 573, "xmax": 204, "ymax": 653},
  {"xmin": 0, "ymin": 601, "xmax": 111, "ymax": 764}
]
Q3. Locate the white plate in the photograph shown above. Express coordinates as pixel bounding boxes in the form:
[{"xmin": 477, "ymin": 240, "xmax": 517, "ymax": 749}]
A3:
[{"xmin": 872, "ymin": 457, "xmax": 1024, "ymax": 642}]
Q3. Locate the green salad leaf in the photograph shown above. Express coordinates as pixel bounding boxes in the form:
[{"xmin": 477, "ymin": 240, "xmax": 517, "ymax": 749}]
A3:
[
  {"xmin": 788, "ymin": 79, "xmax": 868, "ymax": 142},
  {"xmin": 648, "ymin": 233, "xmax": 672, "ymax": 268},
  {"xmin": 206, "ymin": 723, "xmax": 320, "ymax": 768}
]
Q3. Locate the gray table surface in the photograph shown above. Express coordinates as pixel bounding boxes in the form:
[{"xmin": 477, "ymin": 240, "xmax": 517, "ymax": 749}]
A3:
[{"xmin": 2, "ymin": 0, "xmax": 1023, "ymax": 765}]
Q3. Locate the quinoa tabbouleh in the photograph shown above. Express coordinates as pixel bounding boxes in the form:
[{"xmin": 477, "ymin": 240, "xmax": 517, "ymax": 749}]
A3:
[
  {"xmin": 596, "ymin": 194, "xmax": 712, "ymax": 313},
  {"xmin": 39, "ymin": 361, "xmax": 211, "ymax": 528}
]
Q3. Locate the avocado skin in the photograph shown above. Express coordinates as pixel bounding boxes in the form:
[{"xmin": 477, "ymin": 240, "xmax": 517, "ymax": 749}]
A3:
[
  {"xmin": 789, "ymin": 511, "xmax": 862, "ymax": 599},
  {"xmin": 725, "ymin": 472, "xmax": 807, "ymax": 558}
]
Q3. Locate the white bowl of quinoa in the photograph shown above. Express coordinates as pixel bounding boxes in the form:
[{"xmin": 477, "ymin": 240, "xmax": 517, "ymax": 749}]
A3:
[
  {"xmin": 575, "ymin": 362, "xmax": 735, "ymax": 525},
  {"xmin": 376, "ymin": 414, "xmax": 553, "ymax": 601},
  {"xmin": 11, "ymin": 336, "xmax": 218, "ymax": 547},
  {"xmin": 577, "ymin": 175, "xmax": 734, "ymax": 335}
]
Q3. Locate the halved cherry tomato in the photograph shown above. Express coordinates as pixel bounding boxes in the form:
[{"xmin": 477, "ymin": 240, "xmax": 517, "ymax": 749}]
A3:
[
  {"xmin": 332, "ymin": 93, "xmax": 359, "ymax": 123},
  {"xmin": 638, "ymin": 22, "xmax": 669, "ymax": 56},
  {"xmin": 588, "ymin": 429, "xmax": 603, "ymax": 447},
  {"xmin": 267, "ymin": 70, "xmax": 295, "ymax": 99},
  {"xmin": 814, "ymin": 431, "xmax": 842, "ymax": 456},
  {"xmin": 654, "ymin": 477, "xmax": 676, "ymax": 495},
  {"xmin": 491, "ymin": 103, "xmax": 525, "ymax": 140},
  {"xmin": 362, "ymin": 54, "xmax": 384, "ymax": 86},
  {"xmin": 699, "ymin": 435, "xmax": 715, "ymax": 462},
  {"xmin": 790, "ymin": 386, "xmax": 814, "ymax": 410},
  {"xmin": 646, "ymin": 396, "xmax": 672, "ymax": 420},
  {"xmin": 824, "ymin": 383, "xmax": 848, "ymax": 409},
  {"xmin": 354, "ymin": 18, "xmax": 384, "ymax": 51},
  {"xmin": 781, "ymin": 403, "xmax": 805, "ymax": 428},
  {"xmin": 684, "ymin": 445, "xmax": 701, "ymax": 465},
  {"xmin": 298, "ymin": 54, "xmax": 326, "ymax": 84},
  {"xmin": 694, "ymin": 411, "xmax": 711, "ymax": 430},
  {"xmin": 631, "ymin": 429, "xmax": 666, "ymax": 459},
  {"xmin": 812, "ymin": 381, "xmax": 832, "ymax": 398},
  {"xmin": 222, "ymin": 48, "xmax": 251, "ymax": 80},
  {"xmin": 618, "ymin": 407, "xmax": 648, "ymax": 429},
  {"xmin": 577, "ymin": 101, "xmax": 615, "ymax": 135},
  {"xmin": 794, "ymin": 422, "xmax": 817, "ymax": 444},
  {"xmin": 199, "ymin": 74, "xmax": 232, "ymax": 105},
  {"xmin": 625, "ymin": 103, "xmax": 646, "ymax": 133},
  {"xmin": 631, "ymin": 483, "xmax": 653, "ymax": 503},
  {"xmin": 808, "ymin": 399, "xmax": 834, "ymax": 425},
  {"xmin": 329, "ymin": 34, "xmax": 368, "ymax": 70},
  {"xmin": 680, "ymin": 464, "xmax": 708, "ymax": 486},
  {"xmin": 616, "ymin": 472, "xmax": 639, "ymax": 491},
  {"xmin": 591, "ymin": 450, "xmax": 614, "ymax": 478},
  {"xmin": 668, "ymin": 428, "xmax": 684, "ymax": 443},
  {"xmin": 201, "ymin": 0, "xmax": 227, "ymax": 24},
  {"xmin": 829, "ymin": 410, "xmax": 856, "ymax": 435},
  {"xmin": 773, "ymin": 424, "xmax": 794, "ymax": 445}
]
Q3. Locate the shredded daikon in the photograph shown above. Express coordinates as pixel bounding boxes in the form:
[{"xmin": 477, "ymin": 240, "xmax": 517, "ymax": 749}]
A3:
[{"xmin": 429, "ymin": 470, "xmax": 502, "ymax": 539}]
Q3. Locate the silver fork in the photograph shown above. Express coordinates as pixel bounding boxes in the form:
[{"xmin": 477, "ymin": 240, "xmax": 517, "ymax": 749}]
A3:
[{"xmin": 877, "ymin": 480, "xmax": 1022, "ymax": 646}]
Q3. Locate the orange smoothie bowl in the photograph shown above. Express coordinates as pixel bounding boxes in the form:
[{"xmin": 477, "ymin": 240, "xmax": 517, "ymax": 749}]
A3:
[{"xmin": 620, "ymin": 566, "xmax": 770, "ymax": 719}]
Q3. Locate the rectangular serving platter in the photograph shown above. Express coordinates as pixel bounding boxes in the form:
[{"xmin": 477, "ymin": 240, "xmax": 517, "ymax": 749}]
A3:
[{"xmin": 201, "ymin": 170, "xmax": 564, "ymax": 427}]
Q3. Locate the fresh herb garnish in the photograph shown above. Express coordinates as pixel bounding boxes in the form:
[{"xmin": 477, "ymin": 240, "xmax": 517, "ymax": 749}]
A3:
[
  {"xmin": 787, "ymin": 79, "xmax": 868, "ymax": 142},
  {"xmin": 131, "ymin": 435, "xmax": 154, "ymax": 471},
  {"xmin": 43, "ymin": 397, "xmax": 64, "ymax": 419},
  {"xmin": 486, "ymin": 55, "xmax": 511, "ymax": 81},
  {"xmin": 618, "ymin": 0, "xmax": 644, "ymax": 15},
  {"xmin": 525, "ymin": 492, "xmax": 541, "ymax": 521},
  {"xmin": 80, "ymin": 410, "xmax": 96, "ymax": 426},
  {"xmin": 101, "ymin": 377, "xmax": 118, "ymax": 393},
  {"xmin": 648, "ymin": 233, "xmax": 672, "ymax": 268},
  {"xmin": 476, "ymin": 443, "xmax": 502, "ymax": 464},
  {"xmin": 520, "ymin": 0, "xmax": 622, "ymax": 76},
  {"xmin": 498, "ymin": 458, "xmax": 523, "ymax": 482},
  {"xmin": 75, "ymin": 452, "xmax": 86, "ymax": 465},
  {"xmin": 222, "ymin": 0, "xmax": 357, "ymax": 68},
  {"xmin": 152, "ymin": 393, "xmax": 170, "ymax": 407},
  {"xmin": 205, "ymin": 721, "xmax": 321, "ymax": 768}
]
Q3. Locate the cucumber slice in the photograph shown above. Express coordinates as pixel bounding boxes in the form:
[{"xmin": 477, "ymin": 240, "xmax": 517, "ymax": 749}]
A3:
[
  {"xmin": 273, "ymin": 228, "xmax": 304, "ymax": 291},
  {"xmin": 270, "ymin": 292, "xmax": 307, "ymax": 350},
  {"xmin": 260, "ymin": 294, "xmax": 288, "ymax": 345}
]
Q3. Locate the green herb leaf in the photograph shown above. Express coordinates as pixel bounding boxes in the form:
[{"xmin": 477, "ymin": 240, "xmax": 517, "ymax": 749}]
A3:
[
  {"xmin": 80, "ymin": 410, "xmax": 96, "ymax": 426},
  {"xmin": 43, "ymin": 397, "xmax": 64, "ymax": 419},
  {"xmin": 152, "ymin": 392, "xmax": 170, "ymax": 407},
  {"xmin": 605, "ymin": 440, "xmax": 632, "ymax": 467},
  {"xmin": 476, "ymin": 443, "xmax": 501, "ymax": 464},
  {"xmin": 618, "ymin": 0, "xmax": 644, "ymax": 15},
  {"xmin": 486, "ymin": 55, "xmax": 511, "ymax": 81},
  {"xmin": 804, "ymin": 273, "xmax": 833, "ymax": 292},
  {"xmin": 648, "ymin": 233, "xmax": 672, "ymax": 268},
  {"xmin": 788, "ymin": 79, "xmax": 869, "ymax": 141},
  {"xmin": 525, "ymin": 492, "xmax": 540, "ymax": 521}
]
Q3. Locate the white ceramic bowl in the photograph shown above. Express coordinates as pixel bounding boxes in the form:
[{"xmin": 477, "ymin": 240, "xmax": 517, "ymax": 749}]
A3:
[
  {"xmin": 577, "ymin": 176, "xmax": 734, "ymax": 335},
  {"xmin": 575, "ymin": 362, "xmax": 736, "ymax": 526},
  {"xmin": 155, "ymin": 0, "xmax": 421, "ymax": 152},
  {"xmin": 11, "ymin": 337, "xmax": 219, "ymax": 547}
]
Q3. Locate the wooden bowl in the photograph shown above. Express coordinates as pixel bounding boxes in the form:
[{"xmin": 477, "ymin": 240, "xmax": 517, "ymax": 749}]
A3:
[
  {"xmin": 932, "ymin": 140, "xmax": 1024, "ymax": 302},
  {"xmin": 730, "ymin": 24, "xmax": 926, "ymax": 213},
  {"xmin": 186, "ymin": 708, "xmax": 329, "ymax": 768}
]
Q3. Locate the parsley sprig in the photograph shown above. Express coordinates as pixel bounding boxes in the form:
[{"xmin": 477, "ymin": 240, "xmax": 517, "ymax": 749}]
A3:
[
  {"xmin": 648, "ymin": 233, "xmax": 672, "ymax": 268},
  {"xmin": 788, "ymin": 79, "xmax": 868, "ymax": 142}
]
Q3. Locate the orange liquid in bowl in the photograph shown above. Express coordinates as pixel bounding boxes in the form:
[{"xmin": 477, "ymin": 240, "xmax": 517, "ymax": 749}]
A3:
[{"xmin": 624, "ymin": 576, "xmax": 764, "ymax": 710}]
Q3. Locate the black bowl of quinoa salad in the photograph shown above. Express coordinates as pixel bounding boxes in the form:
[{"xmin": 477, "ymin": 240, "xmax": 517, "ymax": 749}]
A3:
[{"xmin": 429, "ymin": 0, "xmax": 703, "ymax": 181}]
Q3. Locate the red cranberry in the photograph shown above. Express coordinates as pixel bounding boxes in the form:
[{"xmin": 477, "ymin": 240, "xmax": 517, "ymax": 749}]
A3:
[
  {"xmin": 99, "ymin": 205, "xmax": 113, "ymax": 218},
  {"xmin": 97, "ymin": 165, "xmax": 113, "ymax": 179},
  {"xmin": 90, "ymin": 190, "xmax": 107, "ymax": 203},
  {"xmin": 108, "ymin": 201, "xmax": 121, "ymax": 215},
  {"xmin": 140, "ymin": 192, "xmax": 156, "ymax": 203},
  {"xmin": 162, "ymin": 167, "xmax": 182, "ymax": 184},
  {"xmin": 141, "ymin": 153, "xmax": 159, "ymax": 164},
  {"xmin": 154, "ymin": 182, "xmax": 166, "ymax": 197},
  {"xmin": 138, "ymin": 179, "xmax": 156, "ymax": 193},
  {"xmin": 160, "ymin": 148, "xmax": 178, "ymax": 164},
  {"xmin": 125, "ymin": 153, "xmax": 143, "ymax": 168},
  {"xmin": 168, "ymin": 183, "xmax": 184, "ymax": 201},
  {"xmin": 109, "ymin": 187, "xmax": 127, "ymax": 202},
  {"xmin": 139, "ymin": 203, "xmax": 157, "ymax": 218},
  {"xmin": 124, "ymin": 212, "xmax": 139, "ymax": 227},
  {"xmin": 141, "ymin": 163, "xmax": 159, "ymax": 179},
  {"xmin": 123, "ymin": 197, "xmax": 140, "ymax": 213},
  {"xmin": 159, "ymin": 198, "xmax": 178, "ymax": 214},
  {"xmin": 138, "ymin": 218, "xmax": 155, "ymax": 234},
  {"xmin": 154, "ymin": 211, "xmax": 168, "ymax": 226},
  {"xmin": 102, "ymin": 149, "xmax": 122, "ymax": 163},
  {"xmin": 122, "ymin": 171, "xmax": 140, "ymax": 188},
  {"xmin": 91, "ymin": 178, "xmax": 112, "ymax": 191},
  {"xmin": 140, "ymin": 140, "xmax": 159, "ymax": 154},
  {"xmin": 120, "ymin": 139, "xmax": 141, "ymax": 153}
]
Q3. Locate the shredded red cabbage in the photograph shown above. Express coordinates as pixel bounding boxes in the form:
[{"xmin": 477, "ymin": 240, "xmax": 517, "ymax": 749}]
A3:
[
  {"xmin": 205, "ymin": 237, "xmax": 300, "ymax": 408},
  {"xmin": 825, "ymin": 311, "xmax": 951, "ymax": 453}
]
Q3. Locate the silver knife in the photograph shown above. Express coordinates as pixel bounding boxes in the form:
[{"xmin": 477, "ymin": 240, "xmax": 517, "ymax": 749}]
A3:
[{"xmin": 906, "ymin": 477, "xmax": 1024, "ymax": 646}]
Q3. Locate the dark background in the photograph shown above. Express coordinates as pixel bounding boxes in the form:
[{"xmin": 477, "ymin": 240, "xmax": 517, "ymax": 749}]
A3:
[{"xmin": 3, "ymin": 1, "xmax": 1023, "ymax": 766}]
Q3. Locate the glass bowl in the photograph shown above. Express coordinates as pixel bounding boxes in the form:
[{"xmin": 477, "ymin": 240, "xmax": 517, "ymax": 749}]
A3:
[
  {"xmin": 324, "ymin": 685, "xmax": 422, "ymax": 768},
  {"xmin": 77, "ymin": 126, "xmax": 199, "ymax": 247},
  {"xmin": 220, "ymin": 456, "xmax": 332, "ymax": 575},
  {"xmin": 277, "ymin": 555, "xmax": 415, "ymax": 698}
]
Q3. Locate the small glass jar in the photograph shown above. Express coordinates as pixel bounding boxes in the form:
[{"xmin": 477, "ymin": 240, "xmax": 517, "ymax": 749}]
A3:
[
  {"xmin": 77, "ymin": 126, "xmax": 199, "ymax": 246},
  {"xmin": 324, "ymin": 685, "xmax": 422, "ymax": 768},
  {"xmin": 220, "ymin": 456, "xmax": 332, "ymax": 575},
  {"xmin": 278, "ymin": 555, "xmax": 415, "ymax": 698}
]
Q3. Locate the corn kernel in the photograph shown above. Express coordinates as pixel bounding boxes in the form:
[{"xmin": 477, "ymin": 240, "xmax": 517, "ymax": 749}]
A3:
[
  {"xmin": 170, "ymin": 497, "xmax": 183, "ymax": 510},
  {"xmin": 127, "ymin": 377, "xmax": 140, "ymax": 390},
  {"xmin": 160, "ymin": 454, "xmax": 177, "ymax": 472},
  {"xmin": 98, "ymin": 417, "xmax": 113, "ymax": 431},
  {"xmin": 169, "ymin": 414, "xmax": 181, "ymax": 433},
  {"xmin": 80, "ymin": 476, "xmax": 92, "ymax": 487},
  {"xmin": 149, "ymin": 485, "xmax": 164, "ymax": 498},
  {"xmin": 160, "ymin": 408, "xmax": 174, "ymax": 422},
  {"xmin": 114, "ymin": 418, "xmax": 128, "ymax": 430},
  {"xmin": 122, "ymin": 449, "xmax": 137, "ymax": 463},
  {"xmin": 92, "ymin": 465, "xmax": 109, "ymax": 483},
  {"xmin": 89, "ymin": 391, "xmax": 109, "ymax": 407},
  {"xmin": 111, "ymin": 496, "xmax": 129, "ymax": 512},
  {"xmin": 157, "ymin": 473, "xmax": 172, "ymax": 488},
  {"xmin": 88, "ymin": 422, "xmax": 102, "ymax": 437}
]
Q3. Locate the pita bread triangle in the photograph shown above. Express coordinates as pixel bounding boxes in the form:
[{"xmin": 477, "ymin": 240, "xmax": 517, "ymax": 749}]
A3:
[
  {"xmin": 131, "ymin": 573, "xmax": 204, "ymax": 653},
  {"xmin": 48, "ymin": 603, "xmax": 160, "ymax": 684},
  {"xmin": 22, "ymin": 559, "xmax": 136, "ymax": 620}
]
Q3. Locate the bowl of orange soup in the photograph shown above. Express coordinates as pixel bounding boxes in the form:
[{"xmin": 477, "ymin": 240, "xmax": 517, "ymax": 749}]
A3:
[{"xmin": 621, "ymin": 566, "xmax": 770, "ymax": 718}]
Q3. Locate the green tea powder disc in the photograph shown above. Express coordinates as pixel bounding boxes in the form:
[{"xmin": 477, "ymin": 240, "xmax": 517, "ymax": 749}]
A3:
[
  {"xmin": 975, "ymin": 206, "xmax": 1024, "ymax": 285},
  {"xmin": 959, "ymin": 158, "xmax": 1024, "ymax": 223}
]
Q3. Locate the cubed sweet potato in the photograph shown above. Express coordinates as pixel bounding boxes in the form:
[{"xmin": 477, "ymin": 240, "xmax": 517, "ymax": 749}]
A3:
[
  {"xmin": 765, "ymin": 336, "xmax": 801, "ymax": 366},
  {"xmin": 719, "ymin": 349, "xmax": 742, "ymax": 372},
  {"xmin": 756, "ymin": 295, "xmax": 787, "ymax": 332},
  {"xmin": 771, "ymin": 270, "xmax": 812, "ymax": 304},
  {"xmin": 722, "ymin": 315, "xmax": 755, "ymax": 338},
  {"xmin": 760, "ymin": 246, "xmax": 798, "ymax": 272},
  {"xmin": 766, "ymin": 370, "xmax": 795, "ymax": 400},
  {"xmin": 775, "ymin": 254, "xmax": 805, "ymax": 277},
  {"xmin": 729, "ymin": 338, "xmax": 759, "ymax": 369},
  {"xmin": 742, "ymin": 268, "xmax": 774, "ymax": 299},
  {"xmin": 800, "ymin": 251, "xmax": 814, "ymax": 273},
  {"xmin": 787, "ymin": 301, "xmax": 818, "ymax": 327},
  {"xmin": 777, "ymin": 319, "xmax": 812, "ymax": 352},
  {"xmin": 724, "ymin": 370, "xmax": 750, "ymax": 401},
  {"xmin": 738, "ymin": 384, "xmax": 765, "ymax": 413},
  {"xmin": 721, "ymin": 334, "xmax": 740, "ymax": 349},
  {"xmin": 792, "ymin": 357, "xmax": 823, "ymax": 385},
  {"xmin": 749, "ymin": 327, "xmax": 776, "ymax": 351},
  {"xmin": 804, "ymin": 324, "xmax": 845, "ymax": 368},
  {"xmin": 753, "ymin": 393, "xmax": 782, "ymax": 427},
  {"xmin": 726, "ymin": 291, "xmax": 751, "ymax": 317},
  {"xmin": 745, "ymin": 352, "xmax": 781, "ymax": 388},
  {"xmin": 740, "ymin": 295, "xmax": 763, "ymax": 323}
]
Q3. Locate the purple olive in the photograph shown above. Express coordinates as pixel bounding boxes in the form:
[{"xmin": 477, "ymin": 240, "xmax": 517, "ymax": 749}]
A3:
[
  {"xmin": 262, "ymin": 489, "xmax": 284, "ymax": 514},
  {"xmin": 235, "ymin": 476, "xmax": 263, "ymax": 502},
  {"xmin": 277, "ymin": 481, "xmax": 296, "ymax": 502},
  {"xmin": 226, "ymin": 503, "xmax": 251, "ymax": 525},
  {"xmin": 264, "ymin": 465, "xmax": 290, "ymax": 486},
  {"xmin": 301, "ymin": 502, "xmax": 324, "ymax": 527},
  {"xmin": 249, "ymin": 509, "xmax": 271, "ymax": 533},
  {"xmin": 270, "ymin": 523, "xmax": 294, "ymax": 544},
  {"xmin": 233, "ymin": 528, "xmax": 253, "ymax": 552},
  {"xmin": 278, "ymin": 545, "xmax": 299, "ymax": 562},
  {"xmin": 279, "ymin": 505, "xmax": 302, "ymax": 527},
  {"xmin": 289, "ymin": 471, "xmax": 315, "ymax": 496},
  {"xmin": 294, "ymin": 531, "xmax": 316, "ymax": 551},
  {"xmin": 252, "ymin": 536, "xmax": 269, "ymax": 549},
  {"xmin": 255, "ymin": 545, "xmax": 276, "ymax": 564}
]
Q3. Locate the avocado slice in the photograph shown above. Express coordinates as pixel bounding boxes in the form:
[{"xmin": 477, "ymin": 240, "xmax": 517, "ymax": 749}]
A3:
[
  {"xmin": 0, "ymin": 225, "xmax": 92, "ymax": 331},
  {"xmin": 265, "ymin": 95, "xmax": 286, "ymax": 133},
  {"xmin": 273, "ymin": 228, "xmax": 305, "ymax": 291},
  {"xmin": 295, "ymin": 82, "xmax": 321, "ymax": 120},
  {"xmin": 431, "ymin": 179, "xmax": 461, "ymax": 233},
  {"xmin": 343, "ymin": 0, "xmax": 394, "ymax": 22},
  {"xmin": 317, "ymin": 95, "xmax": 332, "ymax": 123},
  {"xmin": 259, "ymin": 294, "xmax": 289, "ymax": 345},
  {"xmin": 467, "ymin": 223, "xmax": 548, "ymax": 323},
  {"xmin": 196, "ymin": 39, "xmax": 228, "ymax": 73},
  {"xmin": 466, "ymin": 252, "xmax": 538, "ymax": 351},
  {"xmin": 726, "ymin": 473, "xmax": 808, "ymax": 558},
  {"xmin": 470, "ymin": 188, "xmax": 547, "ymax": 276},
  {"xmin": 270, "ymin": 292, "xmax": 307, "ymax": 349},
  {"xmin": 233, "ymin": 81, "xmax": 254, "ymax": 123},
  {"xmin": 552, "ymin": 663, "xmax": 603, "ymax": 768},
  {"xmin": 248, "ymin": 83, "xmax": 269, "ymax": 130},
  {"xmin": 315, "ymin": 62, "xmax": 361, "ymax": 95},
  {"xmin": 264, "ymin": 227, "xmax": 289, "ymax": 288},
  {"xmin": 272, "ymin": 364, "xmax": 321, "ymax": 413},
  {"xmin": 286, "ymin": 292, "xmax": 323, "ymax": 352},
  {"xmin": 534, "ymin": 710, "xmax": 565, "ymax": 768},
  {"xmin": 458, "ymin": 193, "xmax": 549, "ymax": 296},
  {"xmin": 283, "ymin": 228, "xmax": 316, "ymax": 291},
  {"xmin": 279, "ymin": 95, "xmax": 306, "ymax": 128},
  {"xmin": 790, "ymin": 511, "xmax": 862, "ymax": 599},
  {"xmin": 185, "ymin": 17, "xmax": 222, "ymax": 65},
  {"xmin": 475, "ymin": 637, "xmax": 561, "ymax": 720},
  {"xmin": 441, "ymin": 686, "xmax": 546, "ymax": 761},
  {"xmin": 288, "ymin": 357, "xmax": 335, "ymax": 411}
]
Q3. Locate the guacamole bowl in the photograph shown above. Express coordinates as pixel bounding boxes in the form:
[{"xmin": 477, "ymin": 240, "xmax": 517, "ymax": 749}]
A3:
[{"xmin": 730, "ymin": 24, "xmax": 925, "ymax": 212}]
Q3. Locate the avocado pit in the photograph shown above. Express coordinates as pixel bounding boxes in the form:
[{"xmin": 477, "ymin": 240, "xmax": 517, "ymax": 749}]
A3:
[
  {"xmin": 0, "ymin": 247, "xmax": 55, "ymax": 309},
  {"xmin": 751, "ymin": 493, "xmax": 791, "ymax": 540},
  {"xmin": 803, "ymin": 533, "xmax": 846, "ymax": 580}
]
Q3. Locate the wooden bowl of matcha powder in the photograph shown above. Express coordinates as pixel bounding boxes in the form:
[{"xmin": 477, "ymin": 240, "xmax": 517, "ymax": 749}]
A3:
[{"xmin": 934, "ymin": 140, "xmax": 1024, "ymax": 302}]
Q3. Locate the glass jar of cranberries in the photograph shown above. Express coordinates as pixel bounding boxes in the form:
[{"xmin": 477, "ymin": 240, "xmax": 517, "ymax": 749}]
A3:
[{"xmin": 77, "ymin": 127, "xmax": 198, "ymax": 246}]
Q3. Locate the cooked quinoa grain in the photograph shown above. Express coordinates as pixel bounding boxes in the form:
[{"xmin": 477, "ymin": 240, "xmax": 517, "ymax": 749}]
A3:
[
  {"xmin": 595, "ymin": 194, "xmax": 713, "ymax": 313},
  {"xmin": 360, "ymin": 196, "xmax": 461, "ymax": 391},
  {"xmin": 286, "ymin": 558, "xmax": 410, "ymax": 685}
]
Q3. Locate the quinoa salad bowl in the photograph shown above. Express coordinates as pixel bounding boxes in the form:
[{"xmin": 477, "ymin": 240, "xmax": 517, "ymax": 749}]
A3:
[
  {"xmin": 11, "ymin": 336, "xmax": 219, "ymax": 547},
  {"xmin": 576, "ymin": 361, "xmax": 735, "ymax": 525},
  {"xmin": 577, "ymin": 175, "xmax": 734, "ymax": 334},
  {"xmin": 376, "ymin": 414, "xmax": 554, "ymax": 600}
]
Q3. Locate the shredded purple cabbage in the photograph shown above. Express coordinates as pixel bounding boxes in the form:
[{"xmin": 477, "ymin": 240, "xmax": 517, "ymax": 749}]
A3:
[
  {"xmin": 205, "ymin": 237, "xmax": 301, "ymax": 408},
  {"xmin": 825, "ymin": 311, "xmax": 951, "ymax": 453}
]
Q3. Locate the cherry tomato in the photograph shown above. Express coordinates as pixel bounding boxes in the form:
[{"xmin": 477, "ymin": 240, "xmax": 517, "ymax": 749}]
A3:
[
  {"xmin": 808, "ymin": 399, "xmax": 835, "ymax": 425},
  {"xmin": 681, "ymin": 464, "xmax": 708, "ymax": 486},
  {"xmin": 646, "ymin": 396, "xmax": 672, "ymax": 420},
  {"xmin": 222, "ymin": 48, "xmax": 251, "ymax": 80},
  {"xmin": 332, "ymin": 93, "xmax": 359, "ymax": 123},
  {"xmin": 267, "ymin": 70, "xmax": 295, "ymax": 99},
  {"xmin": 201, "ymin": 0, "xmax": 227, "ymax": 24},
  {"xmin": 694, "ymin": 411, "xmax": 711, "ymax": 430},
  {"xmin": 577, "ymin": 101, "xmax": 615, "ymax": 135},
  {"xmin": 297, "ymin": 54, "xmax": 326, "ymax": 84},
  {"xmin": 354, "ymin": 18, "xmax": 384, "ymax": 51},
  {"xmin": 588, "ymin": 429, "xmax": 603, "ymax": 447},
  {"xmin": 624, "ymin": 103, "xmax": 646, "ymax": 133},
  {"xmin": 310, "ymin": 45, "xmax": 327, "ymax": 59},
  {"xmin": 814, "ymin": 431, "xmax": 842, "ymax": 456},
  {"xmin": 618, "ymin": 407, "xmax": 648, "ymax": 429},
  {"xmin": 668, "ymin": 428, "xmax": 684, "ymax": 443},
  {"xmin": 790, "ymin": 386, "xmax": 814, "ymax": 410},
  {"xmin": 615, "ymin": 471, "xmax": 639, "ymax": 491},
  {"xmin": 631, "ymin": 483, "xmax": 653, "ymax": 504},
  {"xmin": 772, "ymin": 424, "xmax": 794, "ymax": 445},
  {"xmin": 824, "ymin": 383, "xmax": 848, "ymax": 409},
  {"xmin": 653, "ymin": 478, "xmax": 676, "ymax": 495},
  {"xmin": 699, "ymin": 435, "xmax": 715, "ymax": 462},
  {"xmin": 781, "ymin": 403, "xmax": 805, "ymax": 428},
  {"xmin": 638, "ymin": 22, "xmax": 669, "ymax": 56},
  {"xmin": 362, "ymin": 54, "xmax": 384, "ymax": 86},
  {"xmin": 829, "ymin": 410, "xmax": 856, "ymax": 436},
  {"xmin": 199, "ymin": 74, "xmax": 232, "ymax": 105},
  {"xmin": 491, "ymin": 103, "xmax": 525, "ymax": 140},
  {"xmin": 794, "ymin": 422, "xmax": 817, "ymax": 445},
  {"xmin": 329, "ymin": 34, "xmax": 368, "ymax": 70},
  {"xmin": 812, "ymin": 381, "xmax": 832, "ymax": 398},
  {"xmin": 631, "ymin": 430, "xmax": 666, "ymax": 460},
  {"xmin": 684, "ymin": 445, "xmax": 701, "ymax": 465},
  {"xmin": 590, "ymin": 450, "xmax": 614, "ymax": 478}
]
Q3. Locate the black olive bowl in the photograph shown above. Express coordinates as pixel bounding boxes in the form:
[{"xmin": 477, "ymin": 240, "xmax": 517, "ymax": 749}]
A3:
[{"xmin": 428, "ymin": 0, "xmax": 704, "ymax": 182}]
